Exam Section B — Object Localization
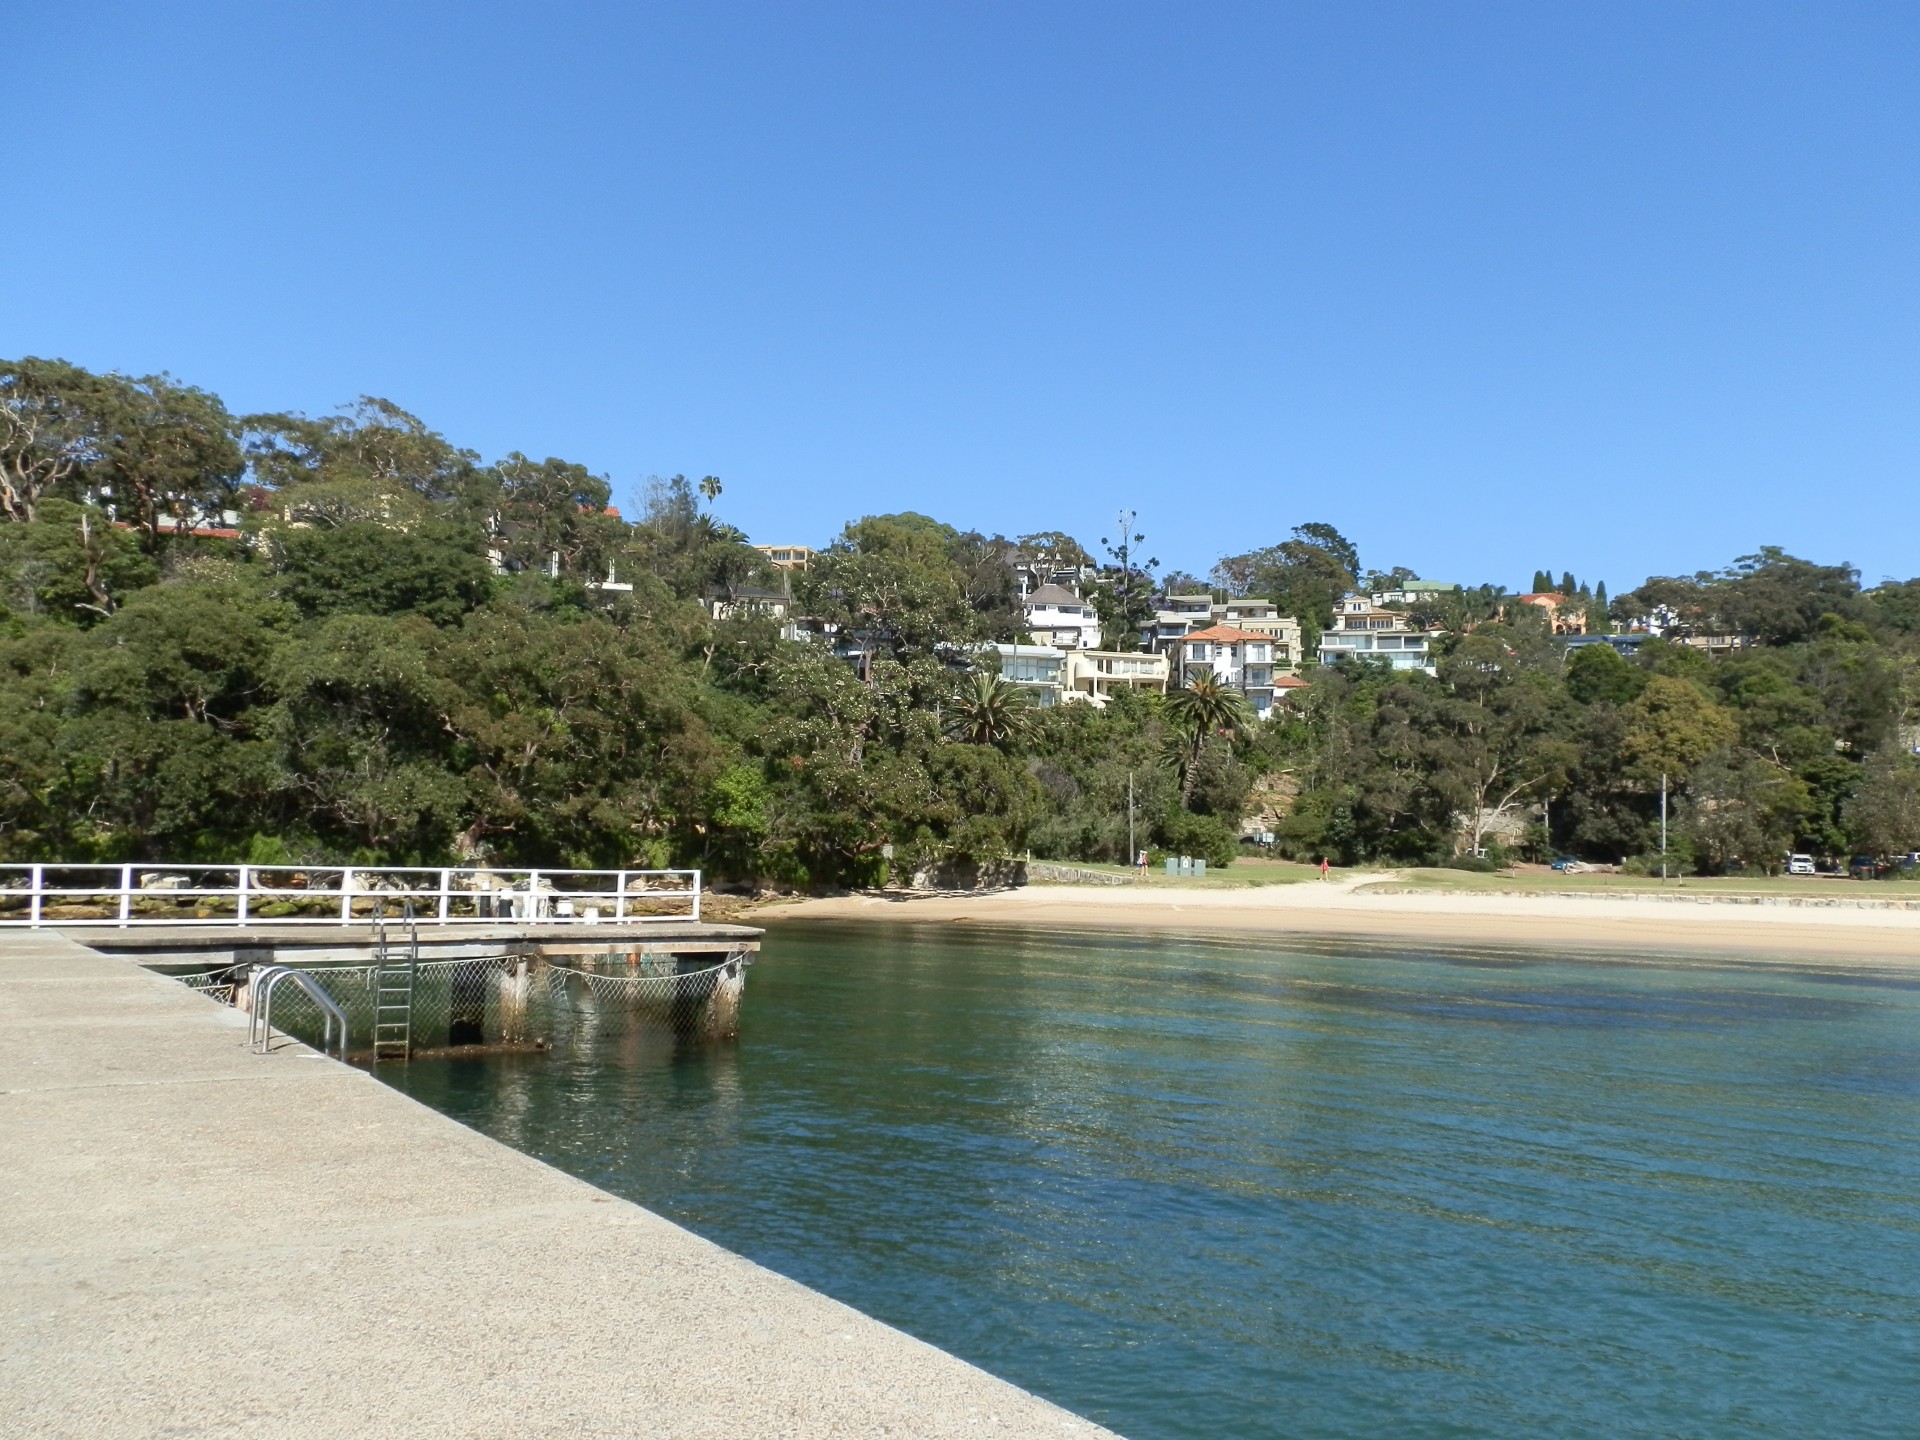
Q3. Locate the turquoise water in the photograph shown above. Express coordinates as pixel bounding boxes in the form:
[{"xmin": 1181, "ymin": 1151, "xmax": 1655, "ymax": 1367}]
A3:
[{"xmin": 386, "ymin": 923, "xmax": 1920, "ymax": 1438}]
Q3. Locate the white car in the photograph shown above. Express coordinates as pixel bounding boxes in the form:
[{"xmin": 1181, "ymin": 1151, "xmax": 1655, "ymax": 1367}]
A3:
[{"xmin": 1786, "ymin": 854, "xmax": 1815, "ymax": 875}]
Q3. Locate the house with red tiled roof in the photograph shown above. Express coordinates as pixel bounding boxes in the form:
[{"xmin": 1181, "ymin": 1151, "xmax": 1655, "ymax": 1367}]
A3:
[
  {"xmin": 1175, "ymin": 624, "xmax": 1285, "ymax": 717},
  {"xmin": 1506, "ymin": 591, "xmax": 1587, "ymax": 635},
  {"xmin": 1270, "ymin": 674, "xmax": 1311, "ymax": 709}
]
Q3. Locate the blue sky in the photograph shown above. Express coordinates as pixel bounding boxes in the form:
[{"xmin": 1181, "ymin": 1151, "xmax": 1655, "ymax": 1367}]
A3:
[{"xmin": 10, "ymin": 2, "xmax": 1920, "ymax": 592}]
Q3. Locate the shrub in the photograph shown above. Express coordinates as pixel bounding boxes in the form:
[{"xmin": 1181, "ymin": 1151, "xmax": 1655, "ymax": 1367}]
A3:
[{"xmin": 1156, "ymin": 811, "xmax": 1238, "ymax": 869}]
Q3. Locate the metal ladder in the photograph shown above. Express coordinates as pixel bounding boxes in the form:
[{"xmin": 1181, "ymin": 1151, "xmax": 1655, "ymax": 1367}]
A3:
[{"xmin": 371, "ymin": 900, "xmax": 418, "ymax": 1063}]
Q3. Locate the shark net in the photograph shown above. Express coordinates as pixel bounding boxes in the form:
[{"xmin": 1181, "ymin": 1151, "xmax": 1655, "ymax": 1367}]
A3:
[{"xmin": 178, "ymin": 948, "xmax": 749, "ymax": 1056}]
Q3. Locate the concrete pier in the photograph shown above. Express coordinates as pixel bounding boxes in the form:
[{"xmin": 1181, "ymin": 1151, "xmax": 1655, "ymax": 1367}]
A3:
[{"xmin": 0, "ymin": 931, "xmax": 1117, "ymax": 1439}]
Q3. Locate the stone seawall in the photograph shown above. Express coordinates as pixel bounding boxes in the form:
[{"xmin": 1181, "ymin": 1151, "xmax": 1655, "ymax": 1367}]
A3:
[{"xmin": 1025, "ymin": 862, "xmax": 1137, "ymax": 887}]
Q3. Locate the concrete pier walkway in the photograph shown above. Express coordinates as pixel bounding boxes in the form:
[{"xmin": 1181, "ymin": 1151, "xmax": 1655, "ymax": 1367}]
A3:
[{"xmin": 0, "ymin": 932, "xmax": 1116, "ymax": 1439}]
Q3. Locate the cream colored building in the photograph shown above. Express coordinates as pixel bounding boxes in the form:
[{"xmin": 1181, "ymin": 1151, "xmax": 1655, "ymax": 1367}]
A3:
[
  {"xmin": 1317, "ymin": 594, "xmax": 1438, "ymax": 674},
  {"xmin": 1062, "ymin": 649, "xmax": 1169, "ymax": 707},
  {"xmin": 754, "ymin": 544, "xmax": 815, "ymax": 570}
]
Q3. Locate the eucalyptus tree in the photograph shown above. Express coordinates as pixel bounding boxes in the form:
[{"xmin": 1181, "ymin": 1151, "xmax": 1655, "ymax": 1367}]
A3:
[{"xmin": 1, "ymin": 358, "xmax": 103, "ymax": 523}]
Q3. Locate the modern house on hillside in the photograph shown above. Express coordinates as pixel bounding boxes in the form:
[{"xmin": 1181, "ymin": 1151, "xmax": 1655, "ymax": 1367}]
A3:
[
  {"xmin": 982, "ymin": 643, "xmax": 1068, "ymax": 707},
  {"xmin": 1175, "ymin": 625, "xmax": 1283, "ymax": 717},
  {"xmin": 1373, "ymin": 579, "xmax": 1460, "ymax": 606},
  {"xmin": 1064, "ymin": 648, "xmax": 1169, "ymax": 707},
  {"xmin": 1146, "ymin": 593, "xmax": 1216, "ymax": 649},
  {"xmin": 1147, "ymin": 595, "xmax": 1304, "ymax": 673},
  {"xmin": 754, "ymin": 545, "xmax": 814, "ymax": 570},
  {"xmin": 1317, "ymin": 594, "xmax": 1438, "ymax": 675},
  {"xmin": 1013, "ymin": 556, "xmax": 1098, "ymax": 598},
  {"xmin": 1023, "ymin": 584, "xmax": 1102, "ymax": 650},
  {"xmin": 979, "ymin": 643, "xmax": 1168, "ymax": 709}
]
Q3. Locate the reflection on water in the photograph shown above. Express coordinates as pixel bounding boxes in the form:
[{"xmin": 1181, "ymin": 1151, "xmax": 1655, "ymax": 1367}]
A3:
[{"xmin": 386, "ymin": 923, "xmax": 1920, "ymax": 1440}]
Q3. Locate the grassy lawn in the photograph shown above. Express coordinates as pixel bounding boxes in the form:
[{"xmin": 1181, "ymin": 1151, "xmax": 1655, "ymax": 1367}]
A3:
[
  {"xmin": 1030, "ymin": 857, "xmax": 1323, "ymax": 889},
  {"xmin": 1027, "ymin": 858, "xmax": 1920, "ymax": 898},
  {"xmin": 1369, "ymin": 868, "xmax": 1920, "ymax": 898}
]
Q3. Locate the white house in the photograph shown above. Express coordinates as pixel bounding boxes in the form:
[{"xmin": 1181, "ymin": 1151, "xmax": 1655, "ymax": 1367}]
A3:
[
  {"xmin": 978, "ymin": 643, "xmax": 1168, "ymax": 709},
  {"xmin": 982, "ymin": 643, "xmax": 1066, "ymax": 707},
  {"xmin": 1175, "ymin": 625, "xmax": 1282, "ymax": 717},
  {"xmin": 1147, "ymin": 595, "xmax": 1302, "ymax": 676},
  {"xmin": 1023, "ymin": 584, "xmax": 1102, "ymax": 650},
  {"xmin": 1063, "ymin": 648, "xmax": 1168, "ymax": 707},
  {"xmin": 1317, "ymin": 594, "xmax": 1437, "ymax": 674},
  {"xmin": 1372, "ymin": 579, "xmax": 1459, "ymax": 606}
]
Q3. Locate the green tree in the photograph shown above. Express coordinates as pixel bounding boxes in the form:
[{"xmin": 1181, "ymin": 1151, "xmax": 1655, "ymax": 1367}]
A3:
[
  {"xmin": 0, "ymin": 499, "xmax": 157, "ymax": 619},
  {"xmin": 1842, "ymin": 752, "xmax": 1920, "ymax": 858},
  {"xmin": 1093, "ymin": 511, "xmax": 1159, "ymax": 650},
  {"xmin": 947, "ymin": 671, "xmax": 1034, "ymax": 746},
  {"xmin": 1565, "ymin": 643, "xmax": 1641, "ymax": 705},
  {"xmin": 1622, "ymin": 676, "xmax": 1739, "ymax": 782},
  {"xmin": 1164, "ymin": 672, "xmax": 1251, "ymax": 802},
  {"xmin": 794, "ymin": 514, "xmax": 981, "ymax": 661},
  {"xmin": 1, "ymin": 358, "xmax": 105, "ymax": 523},
  {"xmin": 1212, "ymin": 522, "xmax": 1359, "ymax": 636},
  {"xmin": 271, "ymin": 520, "xmax": 493, "ymax": 625},
  {"xmin": 1680, "ymin": 750, "xmax": 1813, "ymax": 874}
]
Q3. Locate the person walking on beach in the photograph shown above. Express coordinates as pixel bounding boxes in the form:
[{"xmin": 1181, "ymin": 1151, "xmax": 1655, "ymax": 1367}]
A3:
[{"xmin": 1319, "ymin": 856, "xmax": 1330, "ymax": 881}]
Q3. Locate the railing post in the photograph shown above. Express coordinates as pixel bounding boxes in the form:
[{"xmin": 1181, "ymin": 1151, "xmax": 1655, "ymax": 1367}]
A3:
[
  {"xmin": 615, "ymin": 870, "xmax": 628, "ymax": 922},
  {"xmin": 528, "ymin": 869, "xmax": 541, "ymax": 923},
  {"xmin": 339, "ymin": 867, "xmax": 353, "ymax": 924},
  {"xmin": 237, "ymin": 865, "xmax": 250, "ymax": 924},
  {"xmin": 119, "ymin": 865, "xmax": 132, "ymax": 927},
  {"xmin": 438, "ymin": 868, "xmax": 450, "ymax": 924},
  {"xmin": 691, "ymin": 869, "xmax": 701, "ymax": 923},
  {"xmin": 29, "ymin": 864, "xmax": 43, "ymax": 928}
]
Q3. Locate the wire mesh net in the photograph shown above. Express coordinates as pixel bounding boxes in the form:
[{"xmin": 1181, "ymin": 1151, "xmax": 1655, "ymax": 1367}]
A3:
[{"xmin": 174, "ymin": 948, "xmax": 749, "ymax": 1057}]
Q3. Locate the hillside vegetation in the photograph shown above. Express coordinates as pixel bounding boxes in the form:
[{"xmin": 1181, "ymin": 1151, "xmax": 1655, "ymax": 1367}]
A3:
[{"xmin": 5, "ymin": 358, "xmax": 1920, "ymax": 883}]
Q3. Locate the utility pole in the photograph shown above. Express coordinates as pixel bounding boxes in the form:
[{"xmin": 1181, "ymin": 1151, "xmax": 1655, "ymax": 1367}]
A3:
[
  {"xmin": 1660, "ymin": 772, "xmax": 1669, "ymax": 881},
  {"xmin": 1127, "ymin": 771, "xmax": 1136, "ymax": 866}
]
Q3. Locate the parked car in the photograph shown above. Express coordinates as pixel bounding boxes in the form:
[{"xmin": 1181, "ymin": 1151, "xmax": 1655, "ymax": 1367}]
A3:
[
  {"xmin": 1549, "ymin": 856, "xmax": 1587, "ymax": 873},
  {"xmin": 1849, "ymin": 855, "xmax": 1885, "ymax": 881},
  {"xmin": 1786, "ymin": 854, "xmax": 1815, "ymax": 875}
]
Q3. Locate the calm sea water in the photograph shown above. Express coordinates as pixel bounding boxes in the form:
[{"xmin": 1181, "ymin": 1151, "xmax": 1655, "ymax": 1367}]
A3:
[{"xmin": 385, "ymin": 922, "xmax": 1920, "ymax": 1439}]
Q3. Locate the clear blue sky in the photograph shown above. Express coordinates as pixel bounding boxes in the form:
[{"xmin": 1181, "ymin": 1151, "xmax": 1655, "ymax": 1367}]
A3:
[{"xmin": 11, "ymin": 2, "xmax": 1920, "ymax": 592}]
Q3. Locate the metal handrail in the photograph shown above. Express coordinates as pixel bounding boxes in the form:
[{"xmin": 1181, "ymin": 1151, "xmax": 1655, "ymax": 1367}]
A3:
[
  {"xmin": 249, "ymin": 966, "xmax": 349, "ymax": 1061},
  {"xmin": 0, "ymin": 863, "xmax": 703, "ymax": 929}
]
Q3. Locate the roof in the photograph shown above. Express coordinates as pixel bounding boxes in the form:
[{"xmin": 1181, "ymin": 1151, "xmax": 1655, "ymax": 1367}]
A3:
[
  {"xmin": 1272, "ymin": 675, "xmax": 1311, "ymax": 687},
  {"xmin": 1025, "ymin": 584, "xmax": 1086, "ymax": 606},
  {"xmin": 1180, "ymin": 625, "xmax": 1271, "ymax": 644},
  {"xmin": 1516, "ymin": 592, "xmax": 1567, "ymax": 604}
]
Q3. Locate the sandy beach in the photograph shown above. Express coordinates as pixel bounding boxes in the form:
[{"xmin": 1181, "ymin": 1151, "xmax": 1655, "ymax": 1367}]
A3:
[{"xmin": 751, "ymin": 874, "xmax": 1920, "ymax": 966}]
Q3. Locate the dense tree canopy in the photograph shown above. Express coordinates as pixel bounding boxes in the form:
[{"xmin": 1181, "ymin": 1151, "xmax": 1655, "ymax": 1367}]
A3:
[{"xmin": 5, "ymin": 357, "xmax": 1920, "ymax": 882}]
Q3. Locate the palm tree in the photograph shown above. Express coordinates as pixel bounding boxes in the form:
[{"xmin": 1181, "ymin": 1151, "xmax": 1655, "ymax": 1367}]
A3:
[
  {"xmin": 947, "ymin": 671, "xmax": 1035, "ymax": 746},
  {"xmin": 698, "ymin": 475, "xmax": 724, "ymax": 509},
  {"xmin": 1163, "ymin": 671, "xmax": 1251, "ymax": 801}
]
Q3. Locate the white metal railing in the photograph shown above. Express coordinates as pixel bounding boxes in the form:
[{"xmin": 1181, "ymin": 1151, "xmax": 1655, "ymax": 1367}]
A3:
[
  {"xmin": 0, "ymin": 863, "xmax": 702, "ymax": 928},
  {"xmin": 248, "ymin": 965, "xmax": 350, "ymax": 1061}
]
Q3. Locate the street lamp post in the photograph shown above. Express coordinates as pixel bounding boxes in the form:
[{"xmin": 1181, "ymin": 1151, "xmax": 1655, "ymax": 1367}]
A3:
[{"xmin": 1660, "ymin": 772, "xmax": 1669, "ymax": 881}]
